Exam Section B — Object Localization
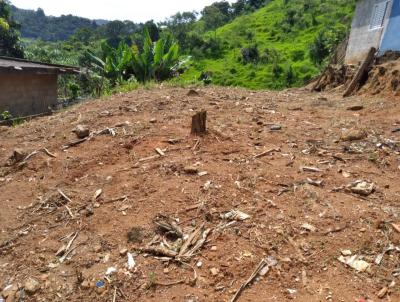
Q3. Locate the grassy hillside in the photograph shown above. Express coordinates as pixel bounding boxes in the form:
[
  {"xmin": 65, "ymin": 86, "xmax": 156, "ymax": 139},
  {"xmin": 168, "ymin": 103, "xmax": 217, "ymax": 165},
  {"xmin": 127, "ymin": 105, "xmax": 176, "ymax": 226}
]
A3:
[{"xmin": 180, "ymin": 0, "xmax": 355, "ymax": 89}]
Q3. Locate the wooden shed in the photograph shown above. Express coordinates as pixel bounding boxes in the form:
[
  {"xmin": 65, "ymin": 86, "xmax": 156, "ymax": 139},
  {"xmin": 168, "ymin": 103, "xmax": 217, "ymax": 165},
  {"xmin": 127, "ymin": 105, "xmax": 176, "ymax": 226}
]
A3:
[{"xmin": 0, "ymin": 56, "xmax": 79, "ymax": 118}]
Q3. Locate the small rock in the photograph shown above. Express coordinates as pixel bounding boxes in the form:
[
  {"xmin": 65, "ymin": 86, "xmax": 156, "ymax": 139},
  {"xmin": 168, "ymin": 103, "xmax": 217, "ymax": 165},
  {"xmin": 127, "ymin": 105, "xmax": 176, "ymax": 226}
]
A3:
[
  {"xmin": 9, "ymin": 149, "xmax": 26, "ymax": 163},
  {"xmin": 163, "ymin": 267, "xmax": 170, "ymax": 274},
  {"xmin": 149, "ymin": 118, "xmax": 157, "ymax": 123},
  {"xmin": 127, "ymin": 227, "xmax": 144, "ymax": 243},
  {"xmin": 73, "ymin": 125, "xmax": 90, "ymax": 139},
  {"xmin": 119, "ymin": 248, "xmax": 128, "ymax": 256},
  {"xmin": 377, "ymin": 287, "xmax": 388, "ymax": 299},
  {"xmin": 24, "ymin": 278, "xmax": 40, "ymax": 294},
  {"xmin": 1, "ymin": 285, "xmax": 18, "ymax": 299},
  {"xmin": 341, "ymin": 250, "xmax": 352, "ymax": 256},
  {"xmin": 244, "ymin": 107, "xmax": 254, "ymax": 113},
  {"xmin": 210, "ymin": 246, "xmax": 217, "ymax": 251},
  {"xmin": 187, "ymin": 89, "xmax": 200, "ymax": 97},
  {"xmin": 93, "ymin": 244, "xmax": 102, "ymax": 253},
  {"xmin": 270, "ymin": 124, "xmax": 282, "ymax": 131},
  {"xmin": 340, "ymin": 129, "xmax": 367, "ymax": 142},
  {"xmin": 350, "ymin": 181, "xmax": 375, "ymax": 196},
  {"xmin": 347, "ymin": 105, "xmax": 364, "ymax": 111},
  {"xmin": 300, "ymin": 223, "xmax": 317, "ymax": 232},
  {"xmin": 210, "ymin": 268, "xmax": 219, "ymax": 276},
  {"xmin": 81, "ymin": 280, "xmax": 91, "ymax": 289},
  {"xmin": 184, "ymin": 166, "xmax": 199, "ymax": 174}
]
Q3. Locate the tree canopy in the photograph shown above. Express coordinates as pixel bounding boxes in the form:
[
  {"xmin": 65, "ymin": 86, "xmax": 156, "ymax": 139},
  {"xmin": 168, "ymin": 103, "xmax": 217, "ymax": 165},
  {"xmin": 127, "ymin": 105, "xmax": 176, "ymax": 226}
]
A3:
[{"xmin": 0, "ymin": 0, "xmax": 24, "ymax": 57}]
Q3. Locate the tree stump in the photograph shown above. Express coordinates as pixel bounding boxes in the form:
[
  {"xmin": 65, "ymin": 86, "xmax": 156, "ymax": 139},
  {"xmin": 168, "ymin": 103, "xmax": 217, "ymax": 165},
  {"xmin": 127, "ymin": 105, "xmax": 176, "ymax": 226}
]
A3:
[{"xmin": 191, "ymin": 111, "xmax": 207, "ymax": 135}]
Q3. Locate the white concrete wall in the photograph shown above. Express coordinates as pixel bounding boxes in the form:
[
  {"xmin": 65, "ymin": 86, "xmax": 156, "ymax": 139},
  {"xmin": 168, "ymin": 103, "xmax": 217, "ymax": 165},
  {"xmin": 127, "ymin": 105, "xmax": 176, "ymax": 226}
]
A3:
[{"xmin": 345, "ymin": 0, "xmax": 393, "ymax": 64}]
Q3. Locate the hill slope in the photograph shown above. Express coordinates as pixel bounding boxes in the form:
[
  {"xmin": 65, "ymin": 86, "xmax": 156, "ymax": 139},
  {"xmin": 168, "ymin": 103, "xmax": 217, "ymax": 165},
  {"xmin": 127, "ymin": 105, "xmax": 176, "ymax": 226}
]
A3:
[
  {"xmin": 181, "ymin": 0, "xmax": 355, "ymax": 89},
  {"xmin": 10, "ymin": 5, "xmax": 99, "ymax": 41}
]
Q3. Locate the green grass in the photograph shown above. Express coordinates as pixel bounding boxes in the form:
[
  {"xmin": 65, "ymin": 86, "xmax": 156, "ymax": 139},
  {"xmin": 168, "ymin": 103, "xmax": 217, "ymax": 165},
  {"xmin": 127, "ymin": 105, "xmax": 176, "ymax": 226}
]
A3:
[{"xmin": 180, "ymin": 0, "xmax": 355, "ymax": 90}]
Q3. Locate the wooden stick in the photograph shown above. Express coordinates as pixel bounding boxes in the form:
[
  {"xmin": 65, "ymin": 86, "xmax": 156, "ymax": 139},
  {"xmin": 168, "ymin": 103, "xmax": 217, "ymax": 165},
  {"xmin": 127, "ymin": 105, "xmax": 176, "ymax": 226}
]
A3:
[
  {"xmin": 253, "ymin": 147, "xmax": 281, "ymax": 159},
  {"xmin": 58, "ymin": 189, "xmax": 73, "ymax": 203},
  {"xmin": 62, "ymin": 137, "xmax": 89, "ymax": 150},
  {"xmin": 41, "ymin": 148, "xmax": 57, "ymax": 158}
]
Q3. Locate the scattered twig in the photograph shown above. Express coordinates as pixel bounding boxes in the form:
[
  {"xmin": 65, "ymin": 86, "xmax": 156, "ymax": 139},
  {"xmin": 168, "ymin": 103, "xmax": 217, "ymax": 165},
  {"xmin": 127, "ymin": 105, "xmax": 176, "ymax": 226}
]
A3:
[
  {"xmin": 138, "ymin": 155, "xmax": 161, "ymax": 162},
  {"xmin": 136, "ymin": 246, "xmax": 177, "ymax": 258},
  {"xmin": 192, "ymin": 139, "xmax": 201, "ymax": 151},
  {"xmin": 253, "ymin": 147, "xmax": 281, "ymax": 159},
  {"xmin": 65, "ymin": 205, "xmax": 74, "ymax": 218},
  {"xmin": 58, "ymin": 189, "xmax": 73, "ymax": 203},
  {"xmin": 59, "ymin": 231, "xmax": 79, "ymax": 263},
  {"xmin": 154, "ymin": 279, "xmax": 185, "ymax": 286},
  {"xmin": 103, "ymin": 195, "xmax": 128, "ymax": 204},
  {"xmin": 62, "ymin": 137, "xmax": 90, "ymax": 150},
  {"xmin": 112, "ymin": 287, "xmax": 117, "ymax": 302},
  {"xmin": 230, "ymin": 257, "xmax": 277, "ymax": 302},
  {"xmin": 41, "ymin": 148, "xmax": 57, "ymax": 158},
  {"xmin": 155, "ymin": 148, "xmax": 165, "ymax": 156}
]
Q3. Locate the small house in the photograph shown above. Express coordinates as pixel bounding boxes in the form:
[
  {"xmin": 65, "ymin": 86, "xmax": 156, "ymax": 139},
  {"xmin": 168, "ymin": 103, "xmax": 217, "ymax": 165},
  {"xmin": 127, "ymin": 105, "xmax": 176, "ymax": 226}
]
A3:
[
  {"xmin": 345, "ymin": 0, "xmax": 400, "ymax": 64},
  {"xmin": 0, "ymin": 56, "xmax": 79, "ymax": 118}
]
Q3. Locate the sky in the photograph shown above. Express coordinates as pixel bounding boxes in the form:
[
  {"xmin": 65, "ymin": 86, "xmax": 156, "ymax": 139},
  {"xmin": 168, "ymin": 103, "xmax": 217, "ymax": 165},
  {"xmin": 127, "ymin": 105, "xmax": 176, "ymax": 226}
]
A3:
[{"xmin": 10, "ymin": 0, "xmax": 230, "ymax": 22}]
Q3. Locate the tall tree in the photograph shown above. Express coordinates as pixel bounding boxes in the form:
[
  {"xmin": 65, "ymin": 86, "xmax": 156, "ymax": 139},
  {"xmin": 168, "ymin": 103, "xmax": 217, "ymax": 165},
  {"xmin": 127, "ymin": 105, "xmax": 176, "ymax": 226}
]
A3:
[{"xmin": 0, "ymin": 0, "xmax": 24, "ymax": 57}]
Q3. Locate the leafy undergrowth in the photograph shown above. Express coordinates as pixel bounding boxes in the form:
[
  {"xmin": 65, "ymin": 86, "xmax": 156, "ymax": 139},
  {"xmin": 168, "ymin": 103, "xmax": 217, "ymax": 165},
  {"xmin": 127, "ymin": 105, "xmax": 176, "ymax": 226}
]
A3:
[{"xmin": 180, "ymin": 0, "xmax": 355, "ymax": 89}]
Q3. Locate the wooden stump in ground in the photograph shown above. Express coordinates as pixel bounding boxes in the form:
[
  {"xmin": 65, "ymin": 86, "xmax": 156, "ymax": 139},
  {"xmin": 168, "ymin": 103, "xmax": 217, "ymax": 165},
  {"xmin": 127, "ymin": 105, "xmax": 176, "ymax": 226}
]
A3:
[
  {"xmin": 191, "ymin": 111, "xmax": 207, "ymax": 135},
  {"xmin": 343, "ymin": 47, "xmax": 376, "ymax": 97}
]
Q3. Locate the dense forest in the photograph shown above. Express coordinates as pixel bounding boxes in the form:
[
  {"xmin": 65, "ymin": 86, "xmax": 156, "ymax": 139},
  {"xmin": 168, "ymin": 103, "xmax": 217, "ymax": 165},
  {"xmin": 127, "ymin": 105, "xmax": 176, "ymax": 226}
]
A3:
[
  {"xmin": 0, "ymin": 0, "xmax": 356, "ymax": 99},
  {"xmin": 10, "ymin": 5, "xmax": 99, "ymax": 41}
]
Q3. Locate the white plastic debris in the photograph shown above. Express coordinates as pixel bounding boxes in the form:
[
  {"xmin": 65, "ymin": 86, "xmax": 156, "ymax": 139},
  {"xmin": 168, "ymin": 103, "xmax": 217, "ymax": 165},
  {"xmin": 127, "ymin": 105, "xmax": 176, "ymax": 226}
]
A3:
[
  {"xmin": 338, "ymin": 255, "xmax": 371, "ymax": 272},
  {"xmin": 105, "ymin": 267, "xmax": 117, "ymax": 276},
  {"xmin": 222, "ymin": 210, "xmax": 250, "ymax": 221},
  {"xmin": 127, "ymin": 252, "xmax": 136, "ymax": 270}
]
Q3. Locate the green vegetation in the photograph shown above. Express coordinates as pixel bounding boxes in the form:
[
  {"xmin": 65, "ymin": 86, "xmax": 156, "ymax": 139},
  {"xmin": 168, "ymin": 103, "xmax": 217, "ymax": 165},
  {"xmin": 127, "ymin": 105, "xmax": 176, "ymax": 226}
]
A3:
[
  {"xmin": 87, "ymin": 29, "xmax": 181, "ymax": 84},
  {"xmin": 10, "ymin": 5, "xmax": 98, "ymax": 41},
  {"xmin": 2, "ymin": 0, "xmax": 356, "ymax": 99},
  {"xmin": 179, "ymin": 0, "xmax": 355, "ymax": 89},
  {"xmin": 0, "ymin": 0, "xmax": 23, "ymax": 57}
]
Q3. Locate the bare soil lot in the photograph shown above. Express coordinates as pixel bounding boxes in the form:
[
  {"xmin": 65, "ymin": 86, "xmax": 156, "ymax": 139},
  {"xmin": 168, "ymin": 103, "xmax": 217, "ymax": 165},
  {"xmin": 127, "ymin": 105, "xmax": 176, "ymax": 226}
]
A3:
[{"xmin": 1, "ymin": 86, "xmax": 399, "ymax": 302}]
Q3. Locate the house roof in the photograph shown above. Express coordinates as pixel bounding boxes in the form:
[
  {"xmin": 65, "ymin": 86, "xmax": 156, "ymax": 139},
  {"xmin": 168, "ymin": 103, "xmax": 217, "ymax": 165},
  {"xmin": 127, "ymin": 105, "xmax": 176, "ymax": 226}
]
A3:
[{"xmin": 0, "ymin": 56, "xmax": 80, "ymax": 74}]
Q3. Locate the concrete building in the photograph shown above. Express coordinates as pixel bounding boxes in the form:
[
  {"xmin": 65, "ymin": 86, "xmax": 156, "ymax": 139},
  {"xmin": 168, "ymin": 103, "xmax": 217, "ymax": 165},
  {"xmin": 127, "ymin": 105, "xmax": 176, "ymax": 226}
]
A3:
[
  {"xmin": 345, "ymin": 0, "xmax": 400, "ymax": 64},
  {"xmin": 0, "ymin": 56, "xmax": 78, "ymax": 118}
]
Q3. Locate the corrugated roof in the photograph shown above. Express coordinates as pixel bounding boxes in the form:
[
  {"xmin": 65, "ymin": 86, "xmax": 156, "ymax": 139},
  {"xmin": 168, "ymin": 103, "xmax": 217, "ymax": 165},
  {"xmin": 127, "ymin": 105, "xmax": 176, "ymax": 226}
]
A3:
[{"xmin": 0, "ymin": 56, "xmax": 80, "ymax": 74}]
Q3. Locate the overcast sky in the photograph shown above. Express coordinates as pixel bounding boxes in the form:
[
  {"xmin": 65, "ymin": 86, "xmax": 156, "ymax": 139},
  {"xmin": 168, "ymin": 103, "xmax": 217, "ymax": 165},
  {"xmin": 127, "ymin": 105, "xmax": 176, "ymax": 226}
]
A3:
[{"xmin": 10, "ymin": 0, "xmax": 230, "ymax": 22}]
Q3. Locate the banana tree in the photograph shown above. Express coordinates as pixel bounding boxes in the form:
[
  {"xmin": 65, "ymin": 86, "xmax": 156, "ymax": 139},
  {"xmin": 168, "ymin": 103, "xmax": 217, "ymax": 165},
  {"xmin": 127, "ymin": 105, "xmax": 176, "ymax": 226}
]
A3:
[
  {"xmin": 130, "ymin": 28, "xmax": 180, "ymax": 82},
  {"xmin": 87, "ymin": 41, "xmax": 134, "ymax": 84}
]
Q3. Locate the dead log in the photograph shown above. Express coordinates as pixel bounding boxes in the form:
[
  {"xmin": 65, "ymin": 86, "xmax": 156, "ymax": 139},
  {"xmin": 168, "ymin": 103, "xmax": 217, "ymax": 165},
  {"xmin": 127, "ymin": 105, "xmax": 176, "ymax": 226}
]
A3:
[
  {"xmin": 343, "ymin": 47, "xmax": 376, "ymax": 98},
  {"xmin": 191, "ymin": 111, "xmax": 207, "ymax": 135}
]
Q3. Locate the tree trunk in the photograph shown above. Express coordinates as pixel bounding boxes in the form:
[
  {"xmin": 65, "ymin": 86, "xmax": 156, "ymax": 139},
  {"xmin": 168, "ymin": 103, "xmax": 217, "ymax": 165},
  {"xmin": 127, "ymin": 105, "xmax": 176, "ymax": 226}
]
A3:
[
  {"xmin": 191, "ymin": 111, "xmax": 207, "ymax": 135},
  {"xmin": 343, "ymin": 47, "xmax": 376, "ymax": 98}
]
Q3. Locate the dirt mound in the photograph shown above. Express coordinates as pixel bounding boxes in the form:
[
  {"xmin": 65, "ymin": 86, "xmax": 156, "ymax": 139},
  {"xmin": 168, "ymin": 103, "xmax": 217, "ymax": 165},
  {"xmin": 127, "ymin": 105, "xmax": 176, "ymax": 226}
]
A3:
[
  {"xmin": 313, "ymin": 52, "xmax": 400, "ymax": 98},
  {"xmin": 0, "ymin": 87, "xmax": 400, "ymax": 301},
  {"xmin": 360, "ymin": 60, "xmax": 400, "ymax": 97}
]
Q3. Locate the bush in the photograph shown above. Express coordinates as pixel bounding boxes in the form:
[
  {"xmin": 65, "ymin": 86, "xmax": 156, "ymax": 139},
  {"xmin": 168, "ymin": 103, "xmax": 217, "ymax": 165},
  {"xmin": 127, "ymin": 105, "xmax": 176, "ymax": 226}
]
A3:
[{"xmin": 241, "ymin": 45, "xmax": 259, "ymax": 64}]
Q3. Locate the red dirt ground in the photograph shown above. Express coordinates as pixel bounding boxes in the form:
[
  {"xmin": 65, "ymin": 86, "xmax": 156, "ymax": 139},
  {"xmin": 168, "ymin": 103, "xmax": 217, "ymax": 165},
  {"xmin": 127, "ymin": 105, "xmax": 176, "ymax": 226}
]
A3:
[{"xmin": 0, "ymin": 86, "xmax": 399, "ymax": 302}]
